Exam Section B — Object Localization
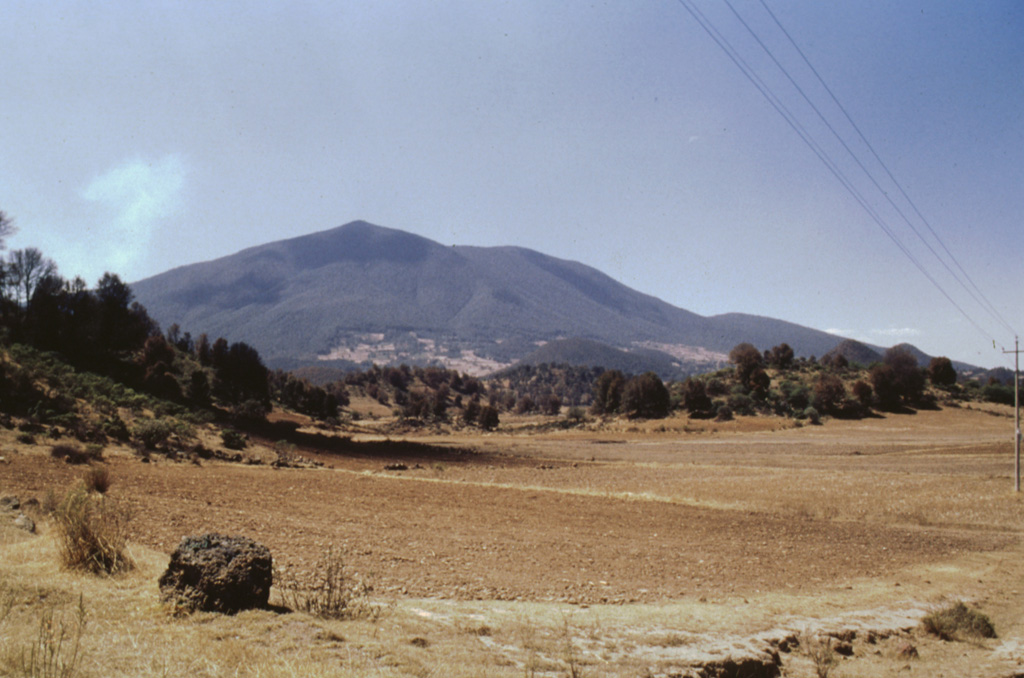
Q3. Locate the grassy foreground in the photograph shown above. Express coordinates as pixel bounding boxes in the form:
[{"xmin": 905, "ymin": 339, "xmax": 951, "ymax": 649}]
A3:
[{"xmin": 3, "ymin": 518, "xmax": 1024, "ymax": 678}]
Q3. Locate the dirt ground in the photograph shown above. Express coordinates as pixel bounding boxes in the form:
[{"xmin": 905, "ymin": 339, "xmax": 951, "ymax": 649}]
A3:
[{"xmin": 4, "ymin": 404, "xmax": 1024, "ymax": 676}]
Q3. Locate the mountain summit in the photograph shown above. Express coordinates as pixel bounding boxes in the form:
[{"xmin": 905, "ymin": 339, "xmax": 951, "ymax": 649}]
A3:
[{"xmin": 132, "ymin": 221, "xmax": 854, "ymax": 375}]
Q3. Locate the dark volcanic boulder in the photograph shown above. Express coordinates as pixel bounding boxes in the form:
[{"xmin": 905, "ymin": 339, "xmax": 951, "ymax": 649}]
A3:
[{"xmin": 159, "ymin": 533, "xmax": 273, "ymax": 613}]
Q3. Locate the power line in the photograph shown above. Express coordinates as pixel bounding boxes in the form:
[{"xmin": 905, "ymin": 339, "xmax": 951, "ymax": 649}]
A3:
[
  {"xmin": 675, "ymin": 0, "xmax": 1013, "ymax": 355},
  {"xmin": 755, "ymin": 0, "xmax": 1018, "ymax": 339}
]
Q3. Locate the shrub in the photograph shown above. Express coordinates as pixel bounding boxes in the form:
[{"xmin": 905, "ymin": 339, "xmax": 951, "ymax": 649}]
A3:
[
  {"xmin": 220, "ymin": 429, "xmax": 247, "ymax": 450},
  {"xmin": 982, "ymin": 383, "xmax": 1014, "ymax": 406},
  {"xmin": 715, "ymin": 405, "xmax": 733, "ymax": 421},
  {"xmin": 53, "ymin": 482, "xmax": 133, "ymax": 574},
  {"xmin": 801, "ymin": 406, "xmax": 821, "ymax": 425},
  {"xmin": 921, "ymin": 602, "xmax": 996, "ymax": 641},
  {"xmin": 566, "ymin": 406, "xmax": 587, "ymax": 424},
  {"xmin": 101, "ymin": 415, "xmax": 130, "ymax": 442},
  {"xmin": 50, "ymin": 443, "xmax": 102, "ymax": 465},
  {"xmin": 132, "ymin": 419, "xmax": 172, "ymax": 450},
  {"xmin": 726, "ymin": 393, "xmax": 754, "ymax": 416}
]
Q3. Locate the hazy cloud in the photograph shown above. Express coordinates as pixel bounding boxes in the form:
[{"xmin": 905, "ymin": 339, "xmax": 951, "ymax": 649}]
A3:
[{"xmin": 80, "ymin": 154, "xmax": 187, "ymax": 275}]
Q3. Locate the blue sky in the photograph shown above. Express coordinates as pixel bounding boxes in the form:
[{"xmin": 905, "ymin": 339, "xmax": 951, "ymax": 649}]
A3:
[{"xmin": 2, "ymin": 1, "xmax": 1021, "ymax": 367}]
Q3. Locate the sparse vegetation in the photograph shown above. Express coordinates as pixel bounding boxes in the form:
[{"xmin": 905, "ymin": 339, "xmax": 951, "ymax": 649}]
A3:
[
  {"xmin": 803, "ymin": 633, "xmax": 838, "ymax": 678},
  {"xmin": 83, "ymin": 465, "xmax": 111, "ymax": 494},
  {"xmin": 220, "ymin": 428, "xmax": 247, "ymax": 450},
  {"xmin": 921, "ymin": 602, "xmax": 996, "ymax": 641},
  {"xmin": 52, "ymin": 482, "xmax": 133, "ymax": 575},
  {"xmin": 275, "ymin": 547, "xmax": 381, "ymax": 621}
]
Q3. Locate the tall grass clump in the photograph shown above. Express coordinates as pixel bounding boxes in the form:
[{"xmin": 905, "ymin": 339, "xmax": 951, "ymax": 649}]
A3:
[
  {"xmin": 53, "ymin": 482, "xmax": 133, "ymax": 575},
  {"xmin": 82, "ymin": 465, "xmax": 111, "ymax": 494},
  {"xmin": 921, "ymin": 602, "xmax": 996, "ymax": 641}
]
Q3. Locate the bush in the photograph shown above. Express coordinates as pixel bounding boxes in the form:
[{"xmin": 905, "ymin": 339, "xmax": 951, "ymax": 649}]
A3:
[
  {"xmin": 715, "ymin": 405, "xmax": 733, "ymax": 421},
  {"xmin": 565, "ymin": 406, "xmax": 587, "ymax": 424},
  {"xmin": 101, "ymin": 415, "xmax": 130, "ymax": 442},
  {"xmin": 132, "ymin": 419, "xmax": 172, "ymax": 450},
  {"xmin": 982, "ymin": 383, "xmax": 1014, "ymax": 406},
  {"xmin": 801, "ymin": 406, "xmax": 821, "ymax": 425},
  {"xmin": 921, "ymin": 602, "xmax": 996, "ymax": 641},
  {"xmin": 50, "ymin": 443, "xmax": 102, "ymax": 465},
  {"xmin": 53, "ymin": 482, "xmax": 133, "ymax": 574},
  {"xmin": 220, "ymin": 429, "xmax": 247, "ymax": 450},
  {"xmin": 726, "ymin": 393, "xmax": 754, "ymax": 416}
]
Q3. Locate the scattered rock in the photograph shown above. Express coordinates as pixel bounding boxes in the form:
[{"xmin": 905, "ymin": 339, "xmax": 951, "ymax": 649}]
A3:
[
  {"xmin": 384, "ymin": 463, "xmax": 408, "ymax": 471},
  {"xmin": 13, "ymin": 512, "xmax": 35, "ymax": 533},
  {"xmin": 896, "ymin": 641, "xmax": 919, "ymax": 659},
  {"xmin": 159, "ymin": 533, "xmax": 273, "ymax": 614},
  {"xmin": 773, "ymin": 634, "xmax": 799, "ymax": 653},
  {"xmin": 833, "ymin": 640, "xmax": 854, "ymax": 656},
  {"xmin": 0, "ymin": 496, "xmax": 19, "ymax": 512}
]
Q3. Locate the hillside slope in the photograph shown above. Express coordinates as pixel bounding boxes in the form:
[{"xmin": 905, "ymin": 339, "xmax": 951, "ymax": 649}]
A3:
[{"xmin": 132, "ymin": 221, "xmax": 859, "ymax": 372}]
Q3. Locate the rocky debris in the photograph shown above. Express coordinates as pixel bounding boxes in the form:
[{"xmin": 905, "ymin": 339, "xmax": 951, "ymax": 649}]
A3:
[
  {"xmin": 1, "ymin": 495, "xmax": 35, "ymax": 533},
  {"xmin": 13, "ymin": 512, "xmax": 35, "ymax": 533},
  {"xmin": 833, "ymin": 639, "xmax": 854, "ymax": 656},
  {"xmin": 384, "ymin": 463, "xmax": 409, "ymax": 471},
  {"xmin": 896, "ymin": 641, "xmax": 919, "ymax": 659},
  {"xmin": 614, "ymin": 606, "xmax": 928, "ymax": 678},
  {"xmin": 159, "ymin": 533, "xmax": 273, "ymax": 614}
]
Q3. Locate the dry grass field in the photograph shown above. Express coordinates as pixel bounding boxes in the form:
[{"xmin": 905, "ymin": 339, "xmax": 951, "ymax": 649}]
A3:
[{"xmin": 3, "ymin": 403, "xmax": 1024, "ymax": 677}]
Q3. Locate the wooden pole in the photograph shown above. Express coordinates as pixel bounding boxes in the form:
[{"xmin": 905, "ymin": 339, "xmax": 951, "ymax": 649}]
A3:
[{"xmin": 1005, "ymin": 337, "xmax": 1021, "ymax": 492}]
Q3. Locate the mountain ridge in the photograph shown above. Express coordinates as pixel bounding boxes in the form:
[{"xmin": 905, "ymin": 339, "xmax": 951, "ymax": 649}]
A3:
[{"xmin": 130, "ymin": 221, "xmax": 959, "ymax": 376}]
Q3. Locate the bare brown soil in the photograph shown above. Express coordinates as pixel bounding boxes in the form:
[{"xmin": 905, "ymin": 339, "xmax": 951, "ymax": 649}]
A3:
[{"xmin": 4, "ymin": 405, "xmax": 1019, "ymax": 608}]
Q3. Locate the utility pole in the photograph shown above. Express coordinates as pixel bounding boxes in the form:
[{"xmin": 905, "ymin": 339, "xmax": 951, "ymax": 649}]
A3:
[{"xmin": 1004, "ymin": 337, "xmax": 1021, "ymax": 492}]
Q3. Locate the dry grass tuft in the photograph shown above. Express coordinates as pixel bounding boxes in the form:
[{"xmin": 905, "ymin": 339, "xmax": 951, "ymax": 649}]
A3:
[
  {"xmin": 275, "ymin": 546, "xmax": 382, "ymax": 621},
  {"xmin": 82, "ymin": 465, "xmax": 111, "ymax": 494},
  {"xmin": 921, "ymin": 602, "xmax": 996, "ymax": 641},
  {"xmin": 803, "ymin": 633, "xmax": 838, "ymax": 678},
  {"xmin": 52, "ymin": 482, "xmax": 133, "ymax": 575}
]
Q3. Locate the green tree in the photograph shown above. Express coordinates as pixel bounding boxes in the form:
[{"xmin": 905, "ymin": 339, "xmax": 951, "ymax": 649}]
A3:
[
  {"xmin": 681, "ymin": 377, "xmax": 713, "ymax": 416},
  {"xmin": 852, "ymin": 380, "xmax": 873, "ymax": 407},
  {"xmin": 766, "ymin": 343, "xmax": 795, "ymax": 370},
  {"xmin": 591, "ymin": 369, "xmax": 625, "ymax": 415},
  {"xmin": 621, "ymin": 372, "xmax": 670, "ymax": 419},
  {"xmin": 478, "ymin": 404, "xmax": 500, "ymax": 430},
  {"xmin": 729, "ymin": 343, "xmax": 763, "ymax": 387},
  {"xmin": 813, "ymin": 373, "xmax": 846, "ymax": 415},
  {"xmin": 885, "ymin": 346, "xmax": 926, "ymax": 405},
  {"xmin": 928, "ymin": 356, "xmax": 957, "ymax": 387}
]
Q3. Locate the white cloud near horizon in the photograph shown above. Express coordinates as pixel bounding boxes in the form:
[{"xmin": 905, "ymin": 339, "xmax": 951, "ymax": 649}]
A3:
[
  {"xmin": 826, "ymin": 327, "xmax": 922, "ymax": 345},
  {"xmin": 80, "ymin": 154, "xmax": 187, "ymax": 277}
]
